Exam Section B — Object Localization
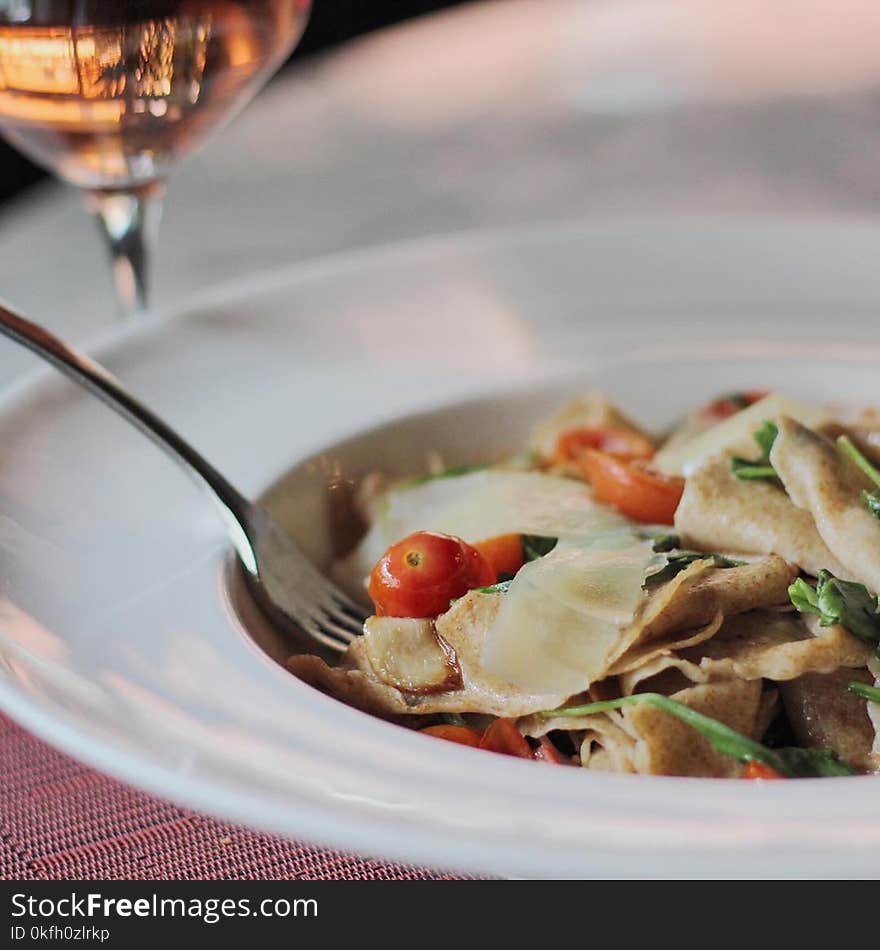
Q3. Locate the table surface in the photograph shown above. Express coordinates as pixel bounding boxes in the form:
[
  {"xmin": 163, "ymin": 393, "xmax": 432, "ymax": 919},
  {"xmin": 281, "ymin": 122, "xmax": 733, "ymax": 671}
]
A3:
[
  {"xmin": 1, "ymin": 0, "xmax": 880, "ymax": 879},
  {"xmin": 1, "ymin": 0, "xmax": 878, "ymax": 377},
  {"xmin": 0, "ymin": 713, "xmax": 467, "ymax": 880}
]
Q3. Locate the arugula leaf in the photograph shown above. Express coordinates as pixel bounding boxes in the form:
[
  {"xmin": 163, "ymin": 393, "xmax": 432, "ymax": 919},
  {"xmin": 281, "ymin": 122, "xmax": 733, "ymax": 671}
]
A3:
[
  {"xmin": 789, "ymin": 570, "xmax": 880, "ymax": 647},
  {"xmin": 648, "ymin": 532, "xmax": 680, "ymax": 553},
  {"xmin": 473, "ymin": 579, "xmax": 513, "ymax": 595},
  {"xmin": 789, "ymin": 577, "xmax": 820, "ymax": 615},
  {"xmin": 403, "ymin": 464, "xmax": 484, "ymax": 488},
  {"xmin": 848, "ymin": 681, "xmax": 880, "ymax": 703},
  {"xmin": 647, "ymin": 550, "xmax": 744, "ymax": 585},
  {"xmin": 439, "ymin": 712, "xmax": 469, "ymax": 726},
  {"xmin": 865, "ymin": 493, "xmax": 880, "ymax": 519},
  {"xmin": 753, "ymin": 419, "xmax": 779, "ymax": 457},
  {"xmin": 731, "ymin": 420, "xmax": 780, "ymax": 481},
  {"xmin": 521, "ymin": 535, "xmax": 557, "ymax": 562},
  {"xmin": 537, "ymin": 693, "xmax": 853, "ymax": 777},
  {"xmin": 837, "ymin": 435, "xmax": 880, "ymax": 520},
  {"xmin": 731, "ymin": 465, "xmax": 778, "ymax": 480},
  {"xmin": 772, "ymin": 747, "xmax": 854, "ymax": 778},
  {"xmin": 451, "ymin": 577, "xmax": 511, "ymax": 608}
]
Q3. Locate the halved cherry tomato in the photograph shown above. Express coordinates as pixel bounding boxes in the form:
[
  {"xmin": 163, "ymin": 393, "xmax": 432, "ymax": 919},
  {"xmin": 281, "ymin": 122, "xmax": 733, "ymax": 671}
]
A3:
[
  {"xmin": 554, "ymin": 426, "xmax": 655, "ymax": 465},
  {"xmin": 479, "ymin": 718, "xmax": 532, "ymax": 758},
  {"xmin": 368, "ymin": 530, "xmax": 495, "ymax": 618},
  {"xmin": 473, "ymin": 533, "xmax": 525, "ymax": 582},
  {"xmin": 421, "ymin": 724, "xmax": 483, "ymax": 748},
  {"xmin": 532, "ymin": 736, "xmax": 562, "ymax": 764},
  {"xmin": 578, "ymin": 449, "xmax": 684, "ymax": 524},
  {"xmin": 703, "ymin": 390, "xmax": 769, "ymax": 422},
  {"xmin": 742, "ymin": 761, "xmax": 784, "ymax": 780}
]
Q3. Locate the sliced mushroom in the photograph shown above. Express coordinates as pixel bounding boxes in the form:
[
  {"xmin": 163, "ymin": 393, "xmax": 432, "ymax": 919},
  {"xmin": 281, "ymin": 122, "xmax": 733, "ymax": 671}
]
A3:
[
  {"xmin": 361, "ymin": 616, "xmax": 461, "ymax": 694},
  {"xmin": 289, "ymin": 591, "xmax": 571, "ymax": 718},
  {"xmin": 290, "ymin": 556, "xmax": 797, "ymax": 719}
]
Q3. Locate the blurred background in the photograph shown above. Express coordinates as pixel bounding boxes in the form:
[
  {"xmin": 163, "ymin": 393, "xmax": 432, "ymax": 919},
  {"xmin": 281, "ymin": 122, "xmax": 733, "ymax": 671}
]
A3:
[
  {"xmin": 0, "ymin": 0, "xmax": 473, "ymax": 208},
  {"xmin": 4, "ymin": 0, "xmax": 880, "ymax": 339}
]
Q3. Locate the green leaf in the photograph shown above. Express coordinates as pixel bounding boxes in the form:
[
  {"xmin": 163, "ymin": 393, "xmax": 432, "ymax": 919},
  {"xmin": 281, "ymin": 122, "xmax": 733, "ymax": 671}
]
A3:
[
  {"xmin": 451, "ymin": 577, "xmax": 512, "ymax": 607},
  {"xmin": 837, "ymin": 437, "xmax": 880, "ymax": 520},
  {"xmin": 729, "ymin": 463, "xmax": 779, "ymax": 480},
  {"xmin": 472, "ymin": 579, "xmax": 513, "ymax": 595},
  {"xmin": 772, "ymin": 747, "xmax": 854, "ymax": 778},
  {"xmin": 647, "ymin": 550, "xmax": 744, "ymax": 585},
  {"xmin": 864, "ymin": 491, "xmax": 880, "ymax": 520},
  {"xmin": 816, "ymin": 571, "xmax": 880, "ymax": 644},
  {"xmin": 537, "ymin": 692, "xmax": 853, "ymax": 777},
  {"xmin": 848, "ymin": 681, "xmax": 880, "ymax": 704},
  {"xmin": 790, "ymin": 570, "xmax": 880, "ymax": 647},
  {"xmin": 521, "ymin": 535, "xmax": 557, "ymax": 562},
  {"xmin": 837, "ymin": 435, "xmax": 880, "ymax": 489},
  {"xmin": 753, "ymin": 419, "xmax": 780, "ymax": 457},
  {"xmin": 648, "ymin": 532, "xmax": 680, "ymax": 553},
  {"xmin": 731, "ymin": 420, "xmax": 780, "ymax": 482},
  {"xmin": 439, "ymin": 712, "xmax": 468, "ymax": 726},
  {"xmin": 788, "ymin": 577, "xmax": 821, "ymax": 616}
]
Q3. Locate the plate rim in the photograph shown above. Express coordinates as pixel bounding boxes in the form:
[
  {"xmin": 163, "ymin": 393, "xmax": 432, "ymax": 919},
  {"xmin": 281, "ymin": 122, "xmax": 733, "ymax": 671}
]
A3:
[{"xmin": 2, "ymin": 217, "xmax": 880, "ymax": 878}]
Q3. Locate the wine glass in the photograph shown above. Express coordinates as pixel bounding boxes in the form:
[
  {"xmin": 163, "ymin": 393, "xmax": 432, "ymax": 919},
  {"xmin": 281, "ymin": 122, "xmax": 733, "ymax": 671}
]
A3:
[{"xmin": 0, "ymin": 0, "xmax": 311, "ymax": 318}]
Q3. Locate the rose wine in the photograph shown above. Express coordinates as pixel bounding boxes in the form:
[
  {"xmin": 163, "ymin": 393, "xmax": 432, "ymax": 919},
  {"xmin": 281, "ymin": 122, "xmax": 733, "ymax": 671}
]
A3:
[{"xmin": 0, "ymin": 1, "xmax": 309, "ymax": 188}]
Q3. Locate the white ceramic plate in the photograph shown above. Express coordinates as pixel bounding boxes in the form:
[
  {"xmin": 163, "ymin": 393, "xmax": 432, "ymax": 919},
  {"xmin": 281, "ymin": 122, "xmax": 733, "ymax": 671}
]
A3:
[{"xmin": 2, "ymin": 219, "xmax": 880, "ymax": 879}]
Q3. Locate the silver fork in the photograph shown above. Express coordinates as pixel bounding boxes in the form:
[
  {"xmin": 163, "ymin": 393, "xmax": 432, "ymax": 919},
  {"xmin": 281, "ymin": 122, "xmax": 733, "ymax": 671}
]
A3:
[{"xmin": 0, "ymin": 302, "xmax": 367, "ymax": 656}]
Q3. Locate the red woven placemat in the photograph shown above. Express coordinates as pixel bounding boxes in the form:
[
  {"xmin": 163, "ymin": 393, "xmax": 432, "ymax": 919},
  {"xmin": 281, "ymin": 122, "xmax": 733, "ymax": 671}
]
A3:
[{"xmin": 0, "ymin": 714, "xmax": 463, "ymax": 880}]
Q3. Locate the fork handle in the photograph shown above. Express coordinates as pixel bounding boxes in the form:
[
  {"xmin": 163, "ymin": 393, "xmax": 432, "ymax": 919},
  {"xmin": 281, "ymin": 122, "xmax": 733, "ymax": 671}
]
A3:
[{"xmin": 0, "ymin": 301, "xmax": 258, "ymax": 567}]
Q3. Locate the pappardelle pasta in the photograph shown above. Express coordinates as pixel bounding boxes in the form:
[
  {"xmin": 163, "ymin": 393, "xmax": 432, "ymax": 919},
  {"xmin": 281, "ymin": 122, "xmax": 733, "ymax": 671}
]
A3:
[{"xmin": 288, "ymin": 391, "xmax": 880, "ymax": 778}]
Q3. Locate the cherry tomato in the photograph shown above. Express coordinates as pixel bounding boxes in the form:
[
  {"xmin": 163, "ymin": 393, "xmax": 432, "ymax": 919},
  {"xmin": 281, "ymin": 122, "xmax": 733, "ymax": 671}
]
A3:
[
  {"xmin": 473, "ymin": 534, "xmax": 525, "ymax": 581},
  {"xmin": 368, "ymin": 530, "xmax": 495, "ymax": 618},
  {"xmin": 479, "ymin": 718, "xmax": 533, "ymax": 758},
  {"xmin": 578, "ymin": 449, "xmax": 684, "ymax": 524},
  {"xmin": 554, "ymin": 426, "xmax": 655, "ymax": 465},
  {"xmin": 742, "ymin": 761, "xmax": 784, "ymax": 780},
  {"xmin": 421, "ymin": 724, "xmax": 483, "ymax": 748},
  {"xmin": 532, "ymin": 736, "xmax": 562, "ymax": 764},
  {"xmin": 703, "ymin": 390, "xmax": 769, "ymax": 422}
]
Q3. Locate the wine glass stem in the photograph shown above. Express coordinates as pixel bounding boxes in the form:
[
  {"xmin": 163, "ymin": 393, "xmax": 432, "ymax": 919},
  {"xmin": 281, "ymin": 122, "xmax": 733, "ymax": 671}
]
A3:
[{"xmin": 87, "ymin": 183, "xmax": 165, "ymax": 319}]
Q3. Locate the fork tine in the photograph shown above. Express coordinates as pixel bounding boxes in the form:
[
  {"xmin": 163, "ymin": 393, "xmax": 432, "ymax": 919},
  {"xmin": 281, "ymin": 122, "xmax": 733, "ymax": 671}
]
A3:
[
  {"xmin": 328, "ymin": 585, "xmax": 369, "ymax": 616},
  {"xmin": 311, "ymin": 595, "xmax": 365, "ymax": 637},
  {"xmin": 305, "ymin": 575, "xmax": 369, "ymax": 626},
  {"xmin": 319, "ymin": 590, "xmax": 367, "ymax": 623},
  {"xmin": 282, "ymin": 569, "xmax": 365, "ymax": 644},
  {"xmin": 247, "ymin": 510, "xmax": 369, "ymax": 653},
  {"xmin": 298, "ymin": 612, "xmax": 351, "ymax": 653},
  {"xmin": 305, "ymin": 573, "xmax": 368, "ymax": 618},
  {"xmin": 315, "ymin": 613, "xmax": 361, "ymax": 644},
  {"xmin": 288, "ymin": 553, "xmax": 368, "ymax": 619}
]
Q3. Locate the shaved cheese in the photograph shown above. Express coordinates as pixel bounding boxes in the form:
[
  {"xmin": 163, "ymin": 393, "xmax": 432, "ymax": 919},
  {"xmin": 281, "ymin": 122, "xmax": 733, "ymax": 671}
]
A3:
[
  {"xmin": 654, "ymin": 393, "xmax": 830, "ymax": 477},
  {"xmin": 342, "ymin": 470, "xmax": 630, "ymax": 585},
  {"xmin": 480, "ymin": 535, "xmax": 660, "ymax": 695}
]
